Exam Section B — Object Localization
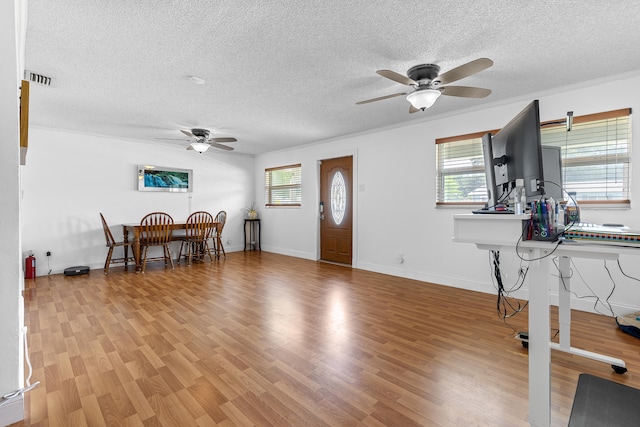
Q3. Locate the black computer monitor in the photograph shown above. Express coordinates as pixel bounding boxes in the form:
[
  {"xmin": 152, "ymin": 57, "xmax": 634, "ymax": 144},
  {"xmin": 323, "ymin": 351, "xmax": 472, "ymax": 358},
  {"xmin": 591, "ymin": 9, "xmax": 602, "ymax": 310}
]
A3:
[{"xmin": 490, "ymin": 100, "xmax": 544, "ymax": 202}]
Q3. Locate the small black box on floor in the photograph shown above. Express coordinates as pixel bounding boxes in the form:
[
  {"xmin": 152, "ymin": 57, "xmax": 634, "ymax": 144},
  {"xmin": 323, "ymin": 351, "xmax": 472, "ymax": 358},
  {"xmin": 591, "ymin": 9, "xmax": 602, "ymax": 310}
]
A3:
[{"xmin": 64, "ymin": 266, "xmax": 90, "ymax": 276}]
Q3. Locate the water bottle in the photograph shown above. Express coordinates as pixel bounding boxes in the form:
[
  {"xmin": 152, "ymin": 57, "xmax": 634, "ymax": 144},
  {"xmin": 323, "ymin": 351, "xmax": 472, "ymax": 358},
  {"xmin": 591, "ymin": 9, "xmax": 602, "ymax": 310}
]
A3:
[
  {"xmin": 565, "ymin": 192, "xmax": 580, "ymax": 224},
  {"xmin": 557, "ymin": 205, "xmax": 564, "ymax": 227},
  {"xmin": 514, "ymin": 178, "xmax": 526, "ymax": 214}
]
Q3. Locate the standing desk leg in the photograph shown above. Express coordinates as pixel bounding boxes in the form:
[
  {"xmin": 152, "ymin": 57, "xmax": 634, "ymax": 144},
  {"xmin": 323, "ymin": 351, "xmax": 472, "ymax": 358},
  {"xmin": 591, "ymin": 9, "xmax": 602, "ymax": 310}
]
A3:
[
  {"xmin": 558, "ymin": 256, "xmax": 571, "ymax": 350},
  {"xmin": 551, "ymin": 255, "xmax": 626, "ymax": 370},
  {"xmin": 528, "ymin": 249, "xmax": 551, "ymax": 427}
]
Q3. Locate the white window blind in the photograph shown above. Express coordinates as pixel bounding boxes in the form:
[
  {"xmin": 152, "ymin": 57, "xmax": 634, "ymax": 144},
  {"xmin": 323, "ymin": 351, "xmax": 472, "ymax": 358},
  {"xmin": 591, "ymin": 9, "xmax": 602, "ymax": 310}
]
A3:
[
  {"xmin": 541, "ymin": 109, "xmax": 630, "ymax": 203},
  {"xmin": 435, "ymin": 131, "xmax": 497, "ymax": 204},
  {"xmin": 435, "ymin": 108, "xmax": 631, "ymax": 205},
  {"xmin": 264, "ymin": 164, "xmax": 302, "ymax": 207}
]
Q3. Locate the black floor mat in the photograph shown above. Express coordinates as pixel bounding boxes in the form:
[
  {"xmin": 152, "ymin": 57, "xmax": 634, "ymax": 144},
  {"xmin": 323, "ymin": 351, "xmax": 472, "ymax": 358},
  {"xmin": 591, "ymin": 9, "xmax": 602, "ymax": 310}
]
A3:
[{"xmin": 569, "ymin": 373, "xmax": 640, "ymax": 426}]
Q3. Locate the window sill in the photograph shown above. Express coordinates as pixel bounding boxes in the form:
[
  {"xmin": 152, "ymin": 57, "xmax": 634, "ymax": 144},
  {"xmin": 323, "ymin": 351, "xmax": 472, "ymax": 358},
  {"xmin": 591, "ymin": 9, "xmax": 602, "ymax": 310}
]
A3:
[
  {"xmin": 436, "ymin": 202, "xmax": 631, "ymax": 210},
  {"xmin": 265, "ymin": 205, "xmax": 302, "ymax": 209},
  {"xmin": 578, "ymin": 203, "xmax": 630, "ymax": 209}
]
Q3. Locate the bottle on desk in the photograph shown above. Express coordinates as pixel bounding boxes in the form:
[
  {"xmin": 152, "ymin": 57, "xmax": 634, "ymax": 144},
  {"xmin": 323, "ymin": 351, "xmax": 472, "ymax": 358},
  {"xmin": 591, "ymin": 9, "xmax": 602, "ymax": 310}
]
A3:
[
  {"xmin": 557, "ymin": 206, "xmax": 565, "ymax": 227},
  {"xmin": 565, "ymin": 192, "xmax": 580, "ymax": 224},
  {"xmin": 514, "ymin": 178, "xmax": 526, "ymax": 214}
]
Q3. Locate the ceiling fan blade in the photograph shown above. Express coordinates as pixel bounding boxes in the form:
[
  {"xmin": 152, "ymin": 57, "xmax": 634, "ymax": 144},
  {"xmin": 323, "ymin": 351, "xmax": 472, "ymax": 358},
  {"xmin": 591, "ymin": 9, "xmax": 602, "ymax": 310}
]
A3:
[
  {"xmin": 440, "ymin": 85, "xmax": 492, "ymax": 98},
  {"xmin": 377, "ymin": 70, "xmax": 416, "ymax": 86},
  {"xmin": 155, "ymin": 137, "xmax": 190, "ymax": 141},
  {"xmin": 211, "ymin": 143, "xmax": 234, "ymax": 151},
  {"xmin": 409, "ymin": 105, "xmax": 421, "ymax": 114},
  {"xmin": 436, "ymin": 58, "xmax": 493, "ymax": 85},
  {"xmin": 356, "ymin": 92, "xmax": 407, "ymax": 105},
  {"xmin": 181, "ymin": 129, "xmax": 196, "ymax": 138},
  {"xmin": 186, "ymin": 145, "xmax": 195, "ymax": 150},
  {"xmin": 209, "ymin": 137, "xmax": 237, "ymax": 143}
]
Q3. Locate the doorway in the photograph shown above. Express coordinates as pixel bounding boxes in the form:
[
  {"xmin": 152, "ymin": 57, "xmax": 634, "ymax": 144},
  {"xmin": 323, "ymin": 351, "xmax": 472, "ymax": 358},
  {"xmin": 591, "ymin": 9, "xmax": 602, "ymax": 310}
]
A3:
[{"xmin": 319, "ymin": 156, "xmax": 353, "ymax": 265}]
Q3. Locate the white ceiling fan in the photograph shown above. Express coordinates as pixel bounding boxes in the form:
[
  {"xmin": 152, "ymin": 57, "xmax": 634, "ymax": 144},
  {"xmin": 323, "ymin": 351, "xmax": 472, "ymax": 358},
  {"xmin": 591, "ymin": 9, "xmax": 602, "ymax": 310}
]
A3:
[
  {"xmin": 357, "ymin": 58, "xmax": 493, "ymax": 113},
  {"xmin": 157, "ymin": 128, "xmax": 237, "ymax": 153}
]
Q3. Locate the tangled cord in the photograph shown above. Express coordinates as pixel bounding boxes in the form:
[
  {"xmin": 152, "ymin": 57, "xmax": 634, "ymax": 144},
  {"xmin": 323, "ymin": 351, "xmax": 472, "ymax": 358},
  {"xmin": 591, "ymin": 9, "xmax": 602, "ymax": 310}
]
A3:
[
  {"xmin": 0, "ymin": 327, "xmax": 39, "ymax": 408},
  {"xmin": 490, "ymin": 250, "xmax": 528, "ymax": 331}
]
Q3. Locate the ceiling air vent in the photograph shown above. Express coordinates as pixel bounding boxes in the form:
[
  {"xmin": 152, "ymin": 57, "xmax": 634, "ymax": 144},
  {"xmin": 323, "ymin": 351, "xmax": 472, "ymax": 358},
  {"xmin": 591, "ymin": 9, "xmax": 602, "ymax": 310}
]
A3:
[{"xmin": 25, "ymin": 70, "xmax": 52, "ymax": 86}]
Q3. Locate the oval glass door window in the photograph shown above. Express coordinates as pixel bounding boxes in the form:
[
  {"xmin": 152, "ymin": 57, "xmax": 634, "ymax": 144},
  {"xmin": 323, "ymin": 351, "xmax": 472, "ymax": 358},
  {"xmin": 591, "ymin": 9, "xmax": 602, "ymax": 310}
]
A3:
[{"xmin": 330, "ymin": 171, "xmax": 346, "ymax": 225}]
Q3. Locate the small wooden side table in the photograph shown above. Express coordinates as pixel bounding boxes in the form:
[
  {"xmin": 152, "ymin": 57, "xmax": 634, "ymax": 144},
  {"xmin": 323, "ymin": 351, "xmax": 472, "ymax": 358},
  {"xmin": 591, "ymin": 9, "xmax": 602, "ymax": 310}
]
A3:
[{"xmin": 244, "ymin": 218, "xmax": 261, "ymax": 251}]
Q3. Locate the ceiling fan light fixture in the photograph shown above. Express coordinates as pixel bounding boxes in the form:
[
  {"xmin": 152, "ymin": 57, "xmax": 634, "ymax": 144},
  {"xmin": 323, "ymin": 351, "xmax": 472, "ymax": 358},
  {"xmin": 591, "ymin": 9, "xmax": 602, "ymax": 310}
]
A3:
[
  {"xmin": 406, "ymin": 89, "xmax": 441, "ymax": 110},
  {"xmin": 190, "ymin": 142, "xmax": 210, "ymax": 153}
]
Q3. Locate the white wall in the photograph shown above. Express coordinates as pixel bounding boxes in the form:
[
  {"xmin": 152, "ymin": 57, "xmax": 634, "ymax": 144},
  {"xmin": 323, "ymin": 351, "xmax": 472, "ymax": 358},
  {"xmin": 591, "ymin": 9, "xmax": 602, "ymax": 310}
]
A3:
[
  {"xmin": 0, "ymin": 0, "xmax": 25, "ymax": 423},
  {"xmin": 256, "ymin": 71, "xmax": 640, "ymax": 316},
  {"xmin": 21, "ymin": 128, "xmax": 255, "ymax": 274}
]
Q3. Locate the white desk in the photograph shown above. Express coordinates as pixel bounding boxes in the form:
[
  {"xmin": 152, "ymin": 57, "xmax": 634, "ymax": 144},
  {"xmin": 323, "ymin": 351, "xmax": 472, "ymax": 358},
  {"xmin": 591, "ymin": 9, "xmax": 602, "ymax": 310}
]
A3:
[{"xmin": 453, "ymin": 214, "xmax": 638, "ymax": 427}]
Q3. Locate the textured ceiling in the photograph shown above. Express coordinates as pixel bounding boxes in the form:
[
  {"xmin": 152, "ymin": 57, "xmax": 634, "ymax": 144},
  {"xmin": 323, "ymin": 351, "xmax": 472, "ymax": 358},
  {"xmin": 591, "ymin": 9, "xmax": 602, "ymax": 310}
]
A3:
[{"xmin": 23, "ymin": 0, "xmax": 640, "ymax": 155}]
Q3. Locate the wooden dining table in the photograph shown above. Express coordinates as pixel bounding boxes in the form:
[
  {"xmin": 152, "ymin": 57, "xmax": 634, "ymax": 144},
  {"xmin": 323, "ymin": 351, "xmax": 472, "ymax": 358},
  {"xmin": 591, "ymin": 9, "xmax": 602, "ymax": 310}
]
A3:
[{"xmin": 122, "ymin": 221, "xmax": 218, "ymax": 271}]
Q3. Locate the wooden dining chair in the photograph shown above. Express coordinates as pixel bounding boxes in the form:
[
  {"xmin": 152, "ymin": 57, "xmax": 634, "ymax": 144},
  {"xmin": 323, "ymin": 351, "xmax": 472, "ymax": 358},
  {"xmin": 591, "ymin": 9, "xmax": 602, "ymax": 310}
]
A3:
[
  {"xmin": 100, "ymin": 213, "xmax": 135, "ymax": 274},
  {"xmin": 139, "ymin": 212, "xmax": 175, "ymax": 273},
  {"xmin": 177, "ymin": 211, "xmax": 215, "ymax": 265},
  {"xmin": 211, "ymin": 210, "xmax": 227, "ymax": 259}
]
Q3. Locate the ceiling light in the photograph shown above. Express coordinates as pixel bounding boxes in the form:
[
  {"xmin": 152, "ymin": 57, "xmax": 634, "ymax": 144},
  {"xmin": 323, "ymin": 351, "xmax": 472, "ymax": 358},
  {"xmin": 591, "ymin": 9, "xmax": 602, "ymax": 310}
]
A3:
[
  {"xmin": 406, "ymin": 89, "xmax": 441, "ymax": 110},
  {"xmin": 190, "ymin": 142, "xmax": 210, "ymax": 153}
]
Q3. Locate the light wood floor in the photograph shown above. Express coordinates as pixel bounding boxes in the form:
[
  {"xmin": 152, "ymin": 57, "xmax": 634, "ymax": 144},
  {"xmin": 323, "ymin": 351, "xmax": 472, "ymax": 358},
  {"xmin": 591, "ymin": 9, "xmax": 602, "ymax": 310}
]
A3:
[{"xmin": 14, "ymin": 251, "xmax": 640, "ymax": 426}]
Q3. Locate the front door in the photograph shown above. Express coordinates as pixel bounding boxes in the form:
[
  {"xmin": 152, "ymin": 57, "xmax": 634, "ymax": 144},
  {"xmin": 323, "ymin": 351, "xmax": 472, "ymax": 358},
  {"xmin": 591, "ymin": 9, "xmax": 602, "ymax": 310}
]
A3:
[{"xmin": 320, "ymin": 156, "xmax": 353, "ymax": 264}]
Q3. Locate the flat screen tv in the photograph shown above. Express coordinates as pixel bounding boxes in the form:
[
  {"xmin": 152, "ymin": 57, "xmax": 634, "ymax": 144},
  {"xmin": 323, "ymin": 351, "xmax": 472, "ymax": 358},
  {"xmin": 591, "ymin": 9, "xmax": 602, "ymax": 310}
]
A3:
[
  {"xmin": 137, "ymin": 165, "xmax": 193, "ymax": 192},
  {"xmin": 489, "ymin": 100, "xmax": 544, "ymax": 202}
]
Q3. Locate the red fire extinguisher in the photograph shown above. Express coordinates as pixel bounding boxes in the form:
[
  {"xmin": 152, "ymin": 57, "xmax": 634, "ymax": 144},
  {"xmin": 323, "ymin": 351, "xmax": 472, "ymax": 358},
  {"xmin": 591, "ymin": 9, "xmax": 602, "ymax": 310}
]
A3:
[{"xmin": 25, "ymin": 252, "xmax": 36, "ymax": 279}]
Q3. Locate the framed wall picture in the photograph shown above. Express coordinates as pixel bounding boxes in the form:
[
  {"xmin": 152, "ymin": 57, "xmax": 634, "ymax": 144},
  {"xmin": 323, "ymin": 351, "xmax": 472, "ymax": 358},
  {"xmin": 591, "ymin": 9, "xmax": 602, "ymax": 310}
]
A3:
[{"xmin": 137, "ymin": 165, "xmax": 193, "ymax": 192}]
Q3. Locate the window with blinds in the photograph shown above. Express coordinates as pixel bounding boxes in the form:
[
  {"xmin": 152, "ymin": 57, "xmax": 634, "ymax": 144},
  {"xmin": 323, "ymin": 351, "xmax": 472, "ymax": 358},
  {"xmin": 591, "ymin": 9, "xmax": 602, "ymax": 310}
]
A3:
[
  {"xmin": 435, "ymin": 108, "xmax": 631, "ymax": 205},
  {"xmin": 264, "ymin": 164, "xmax": 302, "ymax": 207}
]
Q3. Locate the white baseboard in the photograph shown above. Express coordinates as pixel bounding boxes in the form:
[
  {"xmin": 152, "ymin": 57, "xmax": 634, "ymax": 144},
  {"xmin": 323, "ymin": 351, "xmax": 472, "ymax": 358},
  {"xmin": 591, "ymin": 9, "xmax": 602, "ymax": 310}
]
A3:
[
  {"xmin": 0, "ymin": 394, "xmax": 24, "ymax": 426},
  {"xmin": 261, "ymin": 246, "xmax": 316, "ymax": 260}
]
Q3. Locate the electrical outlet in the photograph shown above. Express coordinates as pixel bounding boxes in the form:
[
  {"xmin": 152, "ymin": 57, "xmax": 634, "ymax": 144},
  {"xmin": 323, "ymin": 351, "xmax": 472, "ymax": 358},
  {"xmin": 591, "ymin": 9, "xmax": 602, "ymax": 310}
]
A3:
[{"xmin": 46, "ymin": 251, "xmax": 51, "ymax": 257}]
